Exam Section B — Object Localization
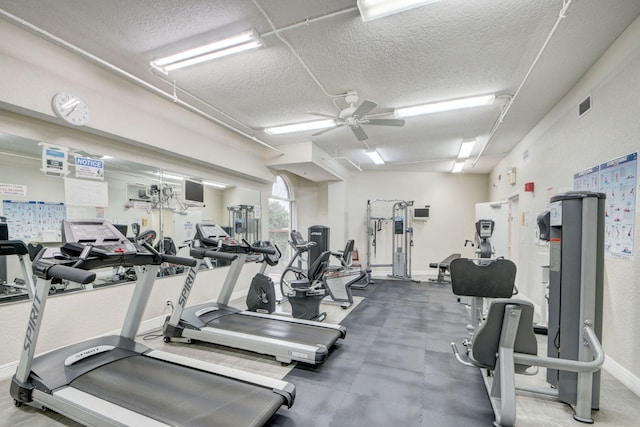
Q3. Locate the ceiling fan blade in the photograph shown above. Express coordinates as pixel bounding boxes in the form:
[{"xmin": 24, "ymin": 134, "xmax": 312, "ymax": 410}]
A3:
[
  {"xmin": 351, "ymin": 125, "xmax": 369, "ymax": 141},
  {"xmin": 364, "ymin": 118, "xmax": 406, "ymax": 127},
  {"xmin": 307, "ymin": 112, "xmax": 337, "ymax": 119},
  {"xmin": 352, "ymin": 100, "xmax": 377, "ymax": 118},
  {"xmin": 312, "ymin": 124, "xmax": 343, "ymax": 136}
]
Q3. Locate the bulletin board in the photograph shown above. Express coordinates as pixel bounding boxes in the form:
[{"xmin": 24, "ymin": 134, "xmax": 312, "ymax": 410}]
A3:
[
  {"xmin": 2, "ymin": 200, "xmax": 67, "ymax": 241},
  {"xmin": 574, "ymin": 152, "xmax": 637, "ymax": 258}
]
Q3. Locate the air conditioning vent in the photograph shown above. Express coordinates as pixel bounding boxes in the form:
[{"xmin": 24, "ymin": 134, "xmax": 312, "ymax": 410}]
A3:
[{"xmin": 578, "ymin": 95, "xmax": 591, "ymax": 117}]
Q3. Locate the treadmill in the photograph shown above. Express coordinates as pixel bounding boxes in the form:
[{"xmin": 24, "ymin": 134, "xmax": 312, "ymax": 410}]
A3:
[
  {"xmin": 162, "ymin": 222, "xmax": 346, "ymax": 365},
  {"xmin": 10, "ymin": 219, "xmax": 294, "ymax": 427}
]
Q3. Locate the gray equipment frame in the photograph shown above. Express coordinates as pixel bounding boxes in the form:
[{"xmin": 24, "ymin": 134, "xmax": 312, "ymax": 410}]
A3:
[
  {"xmin": 452, "ymin": 299, "xmax": 604, "ymax": 426},
  {"xmin": 451, "ymin": 191, "xmax": 606, "ymax": 426},
  {"xmin": 11, "ymin": 221, "xmax": 295, "ymax": 426},
  {"xmin": 163, "ymin": 229, "xmax": 346, "ymax": 365},
  {"xmin": 366, "ymin": 199, "xmax": 418, "ymax": 281}
]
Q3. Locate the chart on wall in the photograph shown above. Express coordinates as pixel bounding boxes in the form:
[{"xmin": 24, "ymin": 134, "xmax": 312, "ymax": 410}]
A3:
[
  {"xmin": 574, "ymin": 152, "xmax": 637, "ymax": 258},
  {"xmin": 2, "ymin": 200, "xmax": 66, "ymax": 241}
]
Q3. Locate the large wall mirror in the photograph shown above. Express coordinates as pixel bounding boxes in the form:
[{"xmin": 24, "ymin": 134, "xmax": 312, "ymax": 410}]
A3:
[{"xmin": 0, "ymin": 132, "xmax": 261, "ymax": 304}]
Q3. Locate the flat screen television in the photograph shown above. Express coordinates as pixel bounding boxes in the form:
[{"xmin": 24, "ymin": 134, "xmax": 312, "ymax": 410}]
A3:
[
  {"xmin": 414, "ymin": 207, "xmax": 430, "ymax": 220},
  {"xmin": 184, "ymin": 179, "xmax": 204, "ymax": 204}
]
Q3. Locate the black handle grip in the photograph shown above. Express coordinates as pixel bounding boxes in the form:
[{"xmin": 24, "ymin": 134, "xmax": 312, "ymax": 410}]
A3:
[
  {"xmin": 250, "ymin": 245, "xmax": 276, "ymax": 255},
  {"xmin": 190, "ymin": 247, "xmax": 238, "ymax": 261},
  {"xmin": 47, "ymin": 264, "xmax": 96, "ymax": 284},
  {"xmin": 162, "ymin": 254, "xmax": 197, "ymax": 267},
  {"xmin": 205, "ymin": 249, "xmax": 238, "ymax": 261}
]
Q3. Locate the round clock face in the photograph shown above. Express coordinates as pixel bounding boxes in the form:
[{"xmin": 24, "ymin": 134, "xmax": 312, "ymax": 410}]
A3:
[{"xmin": 52, "ymin": 92, "xmax": 90, "ymax": 126}]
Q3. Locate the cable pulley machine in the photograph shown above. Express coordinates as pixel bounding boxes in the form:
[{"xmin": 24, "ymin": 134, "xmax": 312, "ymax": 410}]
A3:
[{"xmin": 366, "ymin": 199, "xmax": 417, "ymax": 281}]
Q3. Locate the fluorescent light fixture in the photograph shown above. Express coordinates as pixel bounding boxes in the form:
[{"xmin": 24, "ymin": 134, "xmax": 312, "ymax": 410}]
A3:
[
  {"xmin": 203, "ymin": 180, "xmax": 227, "ymax": 189},
  {"xmin": 457, "ymin": 139, "xmax": 476, "ymax": 159},
  {"xmin": 160, "ymin": 172, "xmax": 184, "ymax": 181},
  {"xmin": 151, "ymin": 30, "xmax": 261, "ymax": 73},
  {"xmin": 452, "ymin": 161, "xmax": 465, "ymax": 173},
  {"xmin": 264, "ymin": 119, "xmax": 335, "ymax": 135},
  {"xmin": 366, "ymin": 149, "xmax": 385, "ymax": 165},
  {"xmin": 357, "ymin": 0, "xmax": 443, "ymax": 22},
  {"xmin": 395, "ymin": 94, "xmax": 495, "ymax": 118}
]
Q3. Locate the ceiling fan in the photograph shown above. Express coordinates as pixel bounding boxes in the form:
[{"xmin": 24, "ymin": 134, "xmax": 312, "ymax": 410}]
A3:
[{"xmin": 309, "ymin": 91, "xmax": 405, "ymax": 141}]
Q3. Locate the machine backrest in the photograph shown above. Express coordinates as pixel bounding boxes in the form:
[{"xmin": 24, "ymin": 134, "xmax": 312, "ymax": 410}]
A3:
[
  {"xmin": 308, "ymin": 250, "xmax": 331, "ymax": 282},
  {"xmin": 159, "ymin": 237, "xmax": 177, "ymax": 255},
  {"xmin": 471, "ymin": 299, "xmax": 538, "ymax": 369},
  {"xmin": 341, "ymin": 240, "xmax": 355, "ymax": 266},
  {"xmin": 450, "ymin": 258, "xmax": 516, "ymax": 298}
]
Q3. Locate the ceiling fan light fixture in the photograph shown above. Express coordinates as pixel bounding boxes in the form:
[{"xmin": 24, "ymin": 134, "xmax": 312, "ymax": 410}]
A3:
[
  {"xmin": 366, "ymin": 149, "xmax": 385, "ymax": 165},
  {"xmin": 394, "ymin": 94, "xmax": 496, "ymax": 118},
  {"xmin": 150, "ymin": 30, "xmax": 262, "ymax": 74},
  {"xmin": 357, "ymin": 0, "xmax": 443, "ymax": 22},
  {"xmin": 452, "ymin": 161, "xmax": 465, "ymax": 173},
  {"xmin": 457, "ymin": 139, "xmax": 476, "ymax": 159},
  {"xmin": 264, "ymin": 119, "xmax": 336, "ymax": 135}
]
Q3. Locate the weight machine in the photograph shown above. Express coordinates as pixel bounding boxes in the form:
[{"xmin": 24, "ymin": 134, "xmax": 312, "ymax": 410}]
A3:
[
  {"xmin": 227, "ymin": 204, "xmax": 259, "ymax": 242},
  {"xmin": 366, "ymin": 199, "xmax": 417, "ymax": 281}
]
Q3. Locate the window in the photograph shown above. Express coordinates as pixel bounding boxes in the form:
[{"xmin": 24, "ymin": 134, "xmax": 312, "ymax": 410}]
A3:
[{"xmin": 268, "ymin": 176, "xmax": 294, "ymax": 272}]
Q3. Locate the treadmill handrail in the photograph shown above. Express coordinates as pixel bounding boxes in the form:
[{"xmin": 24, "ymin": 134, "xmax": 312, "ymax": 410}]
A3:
[{"xmin": 190, "ymin": 247, "xmax": 238, "ymax": 261}]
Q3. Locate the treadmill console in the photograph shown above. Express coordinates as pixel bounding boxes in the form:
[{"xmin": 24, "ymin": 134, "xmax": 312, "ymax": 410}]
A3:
[
  {"xmin": 62, "ymin": 219, "xmax": 138, "ymax": 256},
  {"xmin": 195, "ymin": 222, "xmax": 248, "ymax": 253}
]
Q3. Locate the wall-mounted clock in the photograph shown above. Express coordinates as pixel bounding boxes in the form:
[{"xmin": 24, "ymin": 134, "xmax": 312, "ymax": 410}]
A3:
[{"xmin": 52, "ymin": 92, "xmax": 90, "ymax": 126}]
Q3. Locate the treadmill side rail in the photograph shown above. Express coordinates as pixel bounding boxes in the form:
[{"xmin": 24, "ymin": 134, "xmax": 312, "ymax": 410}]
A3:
[{"xmin": 41, "ymin": 387, "xmax": 170, "ymax": 427}]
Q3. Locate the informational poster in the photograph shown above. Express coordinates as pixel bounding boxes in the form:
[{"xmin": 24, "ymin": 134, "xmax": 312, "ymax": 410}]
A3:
[
  {"xmin": 64, "ymin": 178, "xmax": 109, "ymax": 207},
  {"xmin": 74, "ymin": 156, "xmax": 105, "ymax": 180},
  {"xmin": 2, "ymin": 200, "xmax": 66, "ymax": 241},
  {"xmin": 574, "ymin": 152, "xmax": 637, "ymax": 258}
]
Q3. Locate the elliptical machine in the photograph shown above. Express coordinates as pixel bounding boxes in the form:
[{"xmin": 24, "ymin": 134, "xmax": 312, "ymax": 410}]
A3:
[{"xmin": 279, "ymin": 230, "xmax": 328, "ymax": 321}]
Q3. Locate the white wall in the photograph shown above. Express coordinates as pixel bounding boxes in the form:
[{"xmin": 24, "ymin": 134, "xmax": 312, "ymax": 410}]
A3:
[
  {"xmin": 0, "ymin": 262, "xmax": 261, "ymax": 370},
  {"xmin": 342, "ymin": 171, "xmax": 488, "ymax": 275},
  {"xmin": 283, "ymin": 171, "xmax": 488, "ymax": 274},
  {"xmin": 489, "ymin": 16, "xmax": 640, "ymax": 386},
  {"xmin": 0, "ymin": 19, "xmax": 275, "ymax": 185}
]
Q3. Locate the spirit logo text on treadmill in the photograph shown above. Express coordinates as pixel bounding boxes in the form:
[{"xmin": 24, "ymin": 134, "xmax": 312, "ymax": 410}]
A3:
[{"xmin": 24, "ymin": 294, "xmax": 42, "ymax": 352}]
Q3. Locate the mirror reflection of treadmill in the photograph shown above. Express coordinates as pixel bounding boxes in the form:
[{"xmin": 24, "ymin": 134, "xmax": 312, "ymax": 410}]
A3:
[
  {"xmin": 11, "ymin": 219, "xmax": 295, "ymax": 426},
  {"xmin": 162, "ymin": 221, "xmax": 347, "ymax": 365}
]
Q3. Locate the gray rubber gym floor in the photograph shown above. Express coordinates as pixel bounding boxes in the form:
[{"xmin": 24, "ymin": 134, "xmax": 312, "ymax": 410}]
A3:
[{"xmin": 268, "ymin": 279, "xmax": 494, "ymax": 426}]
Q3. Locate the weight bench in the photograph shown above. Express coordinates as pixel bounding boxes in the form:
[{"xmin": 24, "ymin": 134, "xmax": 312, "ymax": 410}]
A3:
[
  {"xmin": 451, "ymin": 299, "xmax": 604, "ymax": 426},
  {"xmin": 428, "ymin": 253, "xmax": 461, "ymax": 283}
]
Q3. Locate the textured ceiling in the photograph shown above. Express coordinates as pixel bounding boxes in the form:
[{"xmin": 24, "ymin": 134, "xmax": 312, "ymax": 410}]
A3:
[{"xmin": 1, "ymin": 0, "xmax": 639, "ymax": 176}]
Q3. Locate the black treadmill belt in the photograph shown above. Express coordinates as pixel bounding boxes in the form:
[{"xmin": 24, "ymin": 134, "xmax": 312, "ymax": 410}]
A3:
[
  {"xmin": 71, "ymin": 355, "xmax": 284, "ymax": 427},
  {"xmin": 207, "ymin": 314, "xmax": 343, "ymax": 347}
]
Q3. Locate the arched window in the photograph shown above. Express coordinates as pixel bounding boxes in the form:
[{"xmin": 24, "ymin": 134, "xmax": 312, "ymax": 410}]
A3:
[{"xmin": 268, "ymin": 175, "xmax": 294, "ymax": 271}]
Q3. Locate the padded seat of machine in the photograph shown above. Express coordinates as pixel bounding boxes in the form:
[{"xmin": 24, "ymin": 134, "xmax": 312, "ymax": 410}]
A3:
[
  {"xmin": 429, "ymin": 253, "xmax": 461, "ymax": 269},
  {"xmin": 470, "ymin": 299, "xmax": 538, "ymax": 370},
  {"xmin": 450, "ymin": 258, "xmax": 516, "ymax": 298}
]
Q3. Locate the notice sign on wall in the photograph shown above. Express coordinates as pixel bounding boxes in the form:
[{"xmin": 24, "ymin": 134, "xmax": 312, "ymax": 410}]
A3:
[
  {"xmin": 74, "ymin": 156, "xmax": 105, "ymax": 180},
  {"xmin": 574, "ymin": 152, "xmax": 637, "ymax": 258},
  {"xmin": 0, "ymin": 183, "xmax": 27, "ymax": 197}
]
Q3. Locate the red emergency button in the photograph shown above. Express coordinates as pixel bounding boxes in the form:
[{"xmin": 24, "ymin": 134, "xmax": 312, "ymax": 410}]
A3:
[{"xmin": 115, "ymin": 247, "xmax": 125, "ymax": 253}]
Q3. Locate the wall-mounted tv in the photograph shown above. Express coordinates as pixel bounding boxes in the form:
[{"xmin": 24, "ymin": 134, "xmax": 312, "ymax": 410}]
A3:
[
  {"xmin": 184, "ymin": 179, "xmax": 204, "ymax": 204},
  {"xmin": 413, "ymin": 207, "xmax": 430, "ymax": 220}
]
